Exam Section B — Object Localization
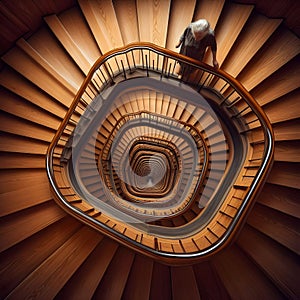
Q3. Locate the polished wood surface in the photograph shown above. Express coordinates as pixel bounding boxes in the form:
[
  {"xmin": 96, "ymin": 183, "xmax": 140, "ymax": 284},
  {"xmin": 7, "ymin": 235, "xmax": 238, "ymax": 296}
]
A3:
[{"xmin": 0, "ymin": 0, "xmax": 299, "ymax": 298}]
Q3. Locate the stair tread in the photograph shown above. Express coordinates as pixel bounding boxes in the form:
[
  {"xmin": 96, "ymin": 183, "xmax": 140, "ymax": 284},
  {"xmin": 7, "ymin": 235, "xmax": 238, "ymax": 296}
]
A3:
[
  {"xmin": 122, "ymin": 254, "xmax": 153, "ymax": 300},
  {"xmin": 165, "ymin": 0, "xmax": 196, "ymax": 51},
  {"xmin": 212, "ymin": 245, "xmax": 284, "ymax": 299},
  {"xmin": 6, "ymin": 226, "xmax": 102, "ymax": 300},
  {"xmin": 212, "ymin": 2, "xmax": 253, "ymax": 66},
  {"xmin": 237, "ymin": 224, "xmax": 300, "ymax": 299},
  {"xmin": 171, "ymin": 265, "xmax": 201, "ymax": 300},
  {"xmin": 92, "ymin": 246, "xmax": 135, "ymax": 300},
  {"xmin": 238, "ymin": 27, "xmax": 300, "ymax": 91},
  {"xmin": 0, "ymin": 216, "xmax": 81, "ymax": 299},
  {"xmin": 137, "ymin": 0, "xmax": 171, "ymax": 47},
  {"xmin": 2, "ymin": 46, "xmax": 75, "ymax": 106},
  {"xmin": 247, "ymin": 203, "xmax": 300, "ymax": 254},
  {"xmin": 257, "ymin": 183, "xmax": 300, "ymax": 218},
  {"xmin": 78, "ymin": 0, "xmax": 124, "ymax": 53},
  {"xmin": 55, "ymin": 237, "xmax": 118, "ymax": 300},
  {"xmin": 0, "ymin": 201, "xmax": 66, "ymax": 253}
]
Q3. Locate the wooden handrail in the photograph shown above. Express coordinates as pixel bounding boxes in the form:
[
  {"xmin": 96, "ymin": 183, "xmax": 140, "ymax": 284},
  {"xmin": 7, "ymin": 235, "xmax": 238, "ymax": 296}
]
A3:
[{"xmin": 46, "ymin": 42, "xmax": 274, "ymax": 264}]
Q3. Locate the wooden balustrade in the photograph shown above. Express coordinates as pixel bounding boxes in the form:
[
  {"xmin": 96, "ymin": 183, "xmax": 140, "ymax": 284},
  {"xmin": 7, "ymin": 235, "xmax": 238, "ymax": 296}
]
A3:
[{"xmin": 46, "ymin": 43, "xmax": 274, "ymax": 263}]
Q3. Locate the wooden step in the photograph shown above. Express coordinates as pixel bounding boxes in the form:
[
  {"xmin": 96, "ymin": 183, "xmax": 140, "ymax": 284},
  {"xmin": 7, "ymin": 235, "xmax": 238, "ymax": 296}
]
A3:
[
  {"xmin": 247, "ymin": 203, "xmax": 300, "ymax": 254},
  {"xmin": 237, "ymin": 225, "xmax": 300, "ymax": 299},
  {"xmin": 54, "ymin": 237, "xmax": 118, "ymax": 299},
  {"xmin": 0, "ymin": 216, "xmax": 81, "ymax": 299},
  {"xmin": 273, "ymin": 119, "xmax": 300, "ymax": 141},
  {"xmin": 0, "ymin": 67, "xmax": 68, "ymax": 117},
  {"xmin": 0, "ymin": 111, "xmax": 55, "ymax": 142},
  {"xmin": 5, "ymin": 226, "xmax": 103, "ymax": 300},
  {"xmin": 193, "ymin": 260, "xmax": 230, "ymax": 299},
  {"xmin": 113, "ymin": 0, "xmax": 139, "ymax": 45},
  {"xmin": 121, "ymin": 254, "xmax": 153, "ymax": 300},
  {"xmin": 193, "ymin": 0, "xmax": 225, "ymax": 29},
  {"xmin": 2, "ymin": 45, "xmax": 75, "ymax": 106},
  {"xmin": 220, "ymin": 13, "xmax": 281, "ymax": 76},
  {"xmin": 137, "ymin": 0, "xmax": 171, "ymax": 47},
  {"xmin": 257, "ymin": 183, "xmax": 300, "ymax": 218},
  {"xmin": 0, "ymin": 152, "xmax": 45, "ymax": 170},
  {"xmin": 274, "ymin": 140, "xmax": 300, "ymax": 162},
  {"xmin": 0, "ymin": 201, "xmax": 66, "ymax": 253},
  {"xmin": 171, "ymin": 266, "xmax": 200, "ymax": 300},
  {"xmin": 263, "ymin": 89, "xmax": 300, "ymax": 124},
  {"xmin": 0, "ymin": 87, "xmax": 62, "ymax": 130},
  {"xmin": 45, "ymin": 7, "xmax": 101, "ymax": 75},
  {"xmin": 20, "ymin": 31, "xmax": 84, "ymax": 90},
  {"xmin": 212, "ymin": 245, "xmax": 284, "ymax": 299},
  {"xmin": 208, "ymin": 2, "xmax": 253, "ymax": 66},
  {"xmin": 237, "ymin": 27, "xmax": 300, "ymax": 91},
  {"xmin": 251, "ymin": 56, "xmax": 300, "ymax": 107},
  {"xmin": 149, "ymin": 262, "xmax": 171, "ymax": 299},
  {"xmin": 0, "ymin": 168, "xmax": 51, "ymax": 217},
  {"xmin": 0, "ymin": 132, "xmax": 49, "ymax": 155},
  {"xmin": 165, "ymin": 0, "xmax": 197, "ymax": 51},
  {"xmin": 267, "ymin": 161, "xmax": 300, "ymax": 189},
  {"xmin": 78, "ymin": 0, "xmax": 124, "ymax": 54},
  {"xmin": 92, "ymin": 246, "xmax": 135, "ymax": 300}
]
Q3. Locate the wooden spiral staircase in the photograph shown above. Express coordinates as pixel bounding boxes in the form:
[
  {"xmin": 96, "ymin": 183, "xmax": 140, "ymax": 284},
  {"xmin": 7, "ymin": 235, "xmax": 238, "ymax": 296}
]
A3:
[{"xmin": 0, "ymin": 0, "xmax": 299, "ymax": 299}]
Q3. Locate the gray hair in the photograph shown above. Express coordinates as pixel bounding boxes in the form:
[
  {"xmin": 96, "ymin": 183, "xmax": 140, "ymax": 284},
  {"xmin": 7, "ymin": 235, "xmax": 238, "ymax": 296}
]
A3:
[{"xmin": 190, "ymin": 19, "xmax": 210, "ymax": 35}]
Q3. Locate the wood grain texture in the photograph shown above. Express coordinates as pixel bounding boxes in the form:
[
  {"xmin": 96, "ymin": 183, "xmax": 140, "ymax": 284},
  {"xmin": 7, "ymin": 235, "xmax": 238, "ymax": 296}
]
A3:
[
  {"xmin": 263, "ymin": 89, "xmax": 300, "ymax": 124},
  {"xmin": 237, "ymin": 225, "xmax": 300, "ymax": 298},
  {"xmin": 247, "ymin": 203, "xmax": 300, "ymax": 254},
  {"xmin": 45, "ymin": 7, "xmax": 101, "ymax": 74},
  {"xmin": 0, "ymin": 216, "xmax": 81, "ymax": 298},
  {"xmin": 2, "ymin": 47, "xmax": 75, "ymax": 106},
  {"xmin": 0, "ymin": 88, "xmax": 62, "ymax": 130},
  {"xmin": 58, "ymin": 7, "xmax": 101, "ymax": 62},
  {"xmin": 257, "ymin": 183, "xmax": 300, "ymax": 218},
  {"xmin": 0, "ymin": 201, "xmax": 66, "ymax": 252},
  {"xmin": 212, "ymin": 245, "xmax": 284, "ymax": 299},
  {"xmin": 251, "ymin": 56, "xmax": 300, "ymax": 106},
  {"xmin": 274, "ymin": 140, "xmax": 300, "ymax": 162},
  {"xmin": 267, "ymin": 161, "xmax": 300, "ymax": 189},
  {"xmin": 0, "ymin": 153, "xmax": 46, "ymax": 170},
  {"xmin": 220, "ymin": 13, "xmax": 281, "ymax": 76},
  {"xmin": 137, "ymin": 0, "xmax": 171, "ymax": 46},
  {"xmin": 54, "ymin": 237, "xmax": 118, "ymax": 300},
  {"xmin": 273, "ymin": 119, "xmax": 300, "ymax": 141},
  {"xmin": 165, "ymin": 0, "xmax": 196, "ymax": 51},
  {"xmin": 209, "ymin": 2, "xmax": 253, "ymax": 65},
  {"xmin": 193, "ymin": 0, "xmax": 225, "ymax": 28},
  {"xmin": 122, "ymin": 254, "xmax": 154, "ymax": 300},
  {"xmin": 0, "ymin": 67, "xmax": 68, "ymax": 117},
  {"xmin": 45, "ymin": 14, "xmax": 92, "ymax": 75},
  {"xmin": 0, "ymin": 174, "xmax": 51, "ymax": 216},
  {"xmin": 193, "ymin": 260, "xmax": 231, "ymax": 299},
  {"xmin": 149, "ymin": 262, "xmax": 171, "ymax": 300},
  {"xmin": 113, "ymin": 0, "xmax": 139, "ymax": 44},
  {"xmin": 0, "ymin": 1, "xmax": 298, "ymax": 298},
  {"xmin": 20, "ymin": 29, "xmax": 83, "ymax": 92},
  {"xmin": 92, "ymin": 246, "xmax": 135, "ymax": 300},
  {"xmin": 237, "ymin": 27, "xmax": 300, "ymax": 91},
  {"xmin": 5, "ymin": 226, "xmax": 102, "ymax": 300},
  {"xmin": 78, "ymin": 0, "xmax": 124, "ymax": 53},
  {"xmin": 171, "ymin": 266, "xmax": 200, "ymax": 300},
  {"xmin": 0, "ymin": 111, "xmax": 55, "ymax": 142},
  {"xmin": 0, "ymin": 132, "xmax": 49, "ymax": 155}
]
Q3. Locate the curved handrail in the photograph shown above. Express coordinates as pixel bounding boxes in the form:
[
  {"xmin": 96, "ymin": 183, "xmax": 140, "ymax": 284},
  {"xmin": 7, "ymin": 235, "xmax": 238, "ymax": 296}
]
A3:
[{"xmin": 46, "ymin": 42, "xmax": 274, "ymax": 263}]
